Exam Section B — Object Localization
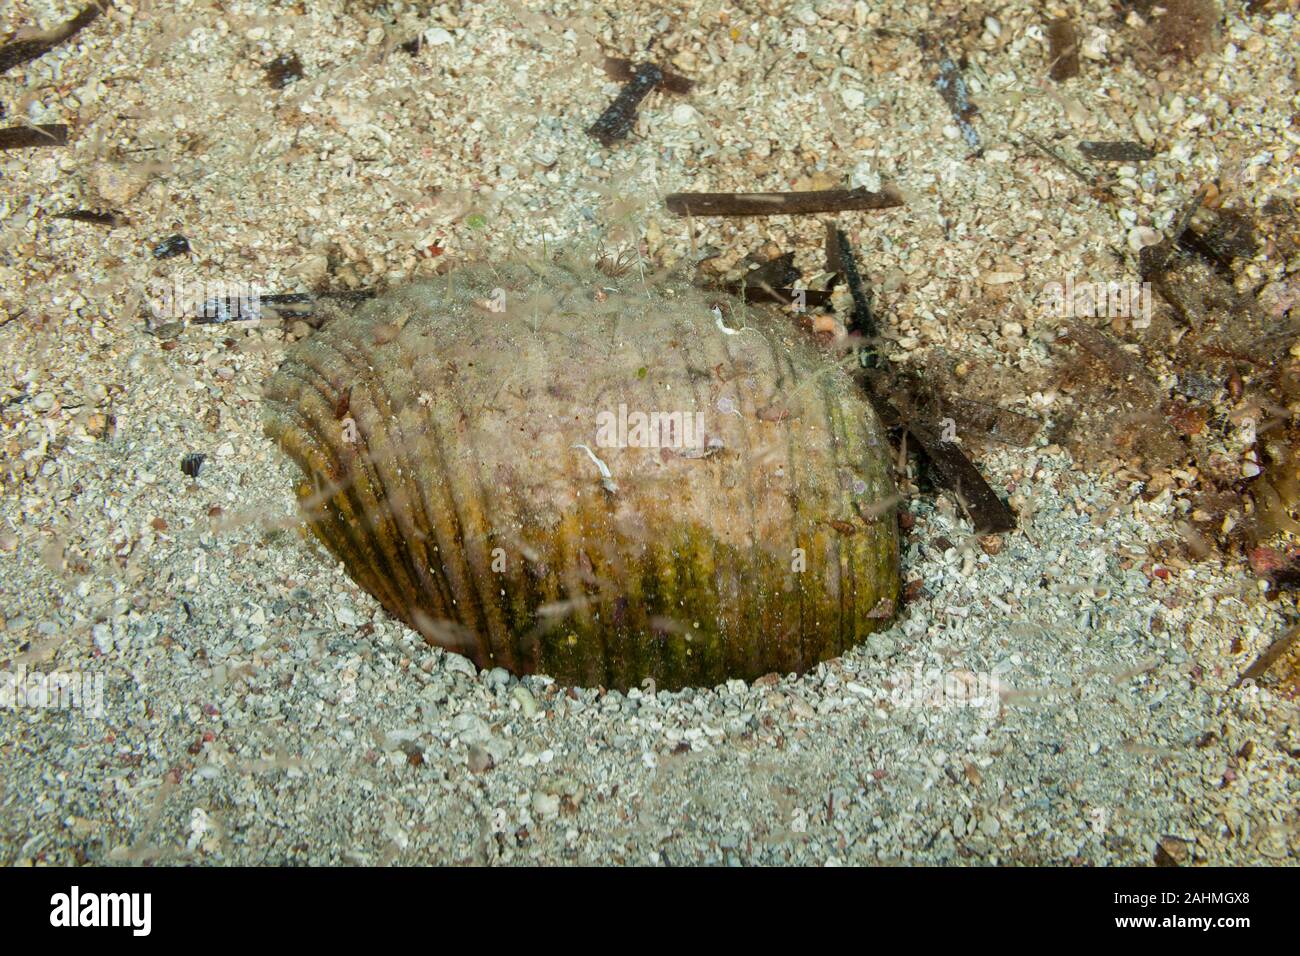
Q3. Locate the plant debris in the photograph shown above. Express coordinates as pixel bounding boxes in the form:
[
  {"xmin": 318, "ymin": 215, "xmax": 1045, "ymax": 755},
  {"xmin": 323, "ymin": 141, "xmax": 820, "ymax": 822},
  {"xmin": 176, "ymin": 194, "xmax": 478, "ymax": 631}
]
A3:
[
  {"xmin": 265, "ymin": 52, "xmax": 304, "ymax": 89},
  {"xmin": 718, "ymin": 225, "xmax": 1016, "ymax": 535},
  {"xmin": 824, "ymin": 224, "xmax": 877, "ymax": 340},
  {"xmin": 585, "ymin": 55, "xmax": 695, "ymax": 148},
  {"xmin": 1046, "ymin": 18, "xmax": 1081, "ymax": 81},
  {"xmin": 938, "ymin": 395, "xmax": 1041, "ymax": 448},
  {"xmin": 717, "ymin": 250, "xmax": 831, "ymax": 309},
  {"xmin": 863, "ymin": 362, "xmax": 1025, "ymax": 533},
  {"xmin": 1176, "ymin": 208, "xmax": 1259, "ymax": 275},
  {"xmin": 1078, "ymin": 141, "xmax": 1156, "ymax": 162},
  {"xmin": 1141, "ymin": 190, "xmax": 1265, "ymax": 328},
  {"xmin": 602, "ymin": 55, "xmax": 693, "ymax": 94},
  {"xmin": 1234, "ymin": 625, "xmax": 1299, "ymax": 694},
  {"xmin": 151, "ymin": 234, "xmax": 190, "ymax": 260},
  {"xmin": 1153, "ymin": 0, "xmax": 1222, "ymax": 63},
  {"xmin": 0, "ymin": 124, "xmax": 69, "ymax": 150},
  {"xmin": 666, "ymin": 186, "xmax": 903, "ymax": 217},
  {"xmin": 52, "ymin": 209, "xmax": 123, "ymax": 227},
  {"xmin": 587, "ymin": 62, "xmax": 665, "ymax": 147},
  {"xmin": 0, "ymin": 3, "xmax": 104, "ymax": 76},
  {"xmin": 870, "ymin": 392, "xmax": 1017, "ymax": 534}
]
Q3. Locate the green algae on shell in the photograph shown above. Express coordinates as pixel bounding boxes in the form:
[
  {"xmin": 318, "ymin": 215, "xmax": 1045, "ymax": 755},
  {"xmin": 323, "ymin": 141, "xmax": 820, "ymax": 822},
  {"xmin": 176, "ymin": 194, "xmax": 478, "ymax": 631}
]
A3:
[{"xmin": 263, "ymin": 257, "xmax": 899, "ymax": 690}]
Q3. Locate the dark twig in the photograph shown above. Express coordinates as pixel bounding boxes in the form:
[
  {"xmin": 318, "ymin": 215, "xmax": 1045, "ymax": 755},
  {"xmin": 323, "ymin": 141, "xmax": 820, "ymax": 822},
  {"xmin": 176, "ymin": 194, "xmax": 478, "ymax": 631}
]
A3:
[
  {"xmin": 793, "ymin": 224, "xmax": 1015, "ymax": 533},
  {"xmin": 856, "ymin": 377, "xmax": 1016, "ymax": 533},
  {"xmin": 0, "ymin": 124, "xmax": 70, "ymax": 150},
  {"xmin": 824, "ymin": 224, "xmax": 877, "ymax": 339},
  {"xmin": 1078, "ymin": 140, "xmax": 1156, "ymax": 162},
  {"xmin": 666, "ymin": 187, "xmax": 903, "ymax": 217},
  {"xmin": 905, "ymin": 421, "xmax": 1017, "ymax": 533},
  {"xmin": 53, "ymin": 209, "xmax": 123, "ymax": 227},
  {"xmin": 587, "ymin": 62, "xmax": 663, "ymax": 147},
  {"xmin": 0, "ymin": 3, "xmax": 105, "ymax": 76}
]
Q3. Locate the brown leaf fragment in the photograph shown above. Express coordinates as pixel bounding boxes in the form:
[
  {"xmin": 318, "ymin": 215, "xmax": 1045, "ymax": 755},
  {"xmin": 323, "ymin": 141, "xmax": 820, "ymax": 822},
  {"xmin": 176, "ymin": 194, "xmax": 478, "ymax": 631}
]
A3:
[
  {"xmin": 1177, "ymin": 208, "xmax": 1259, "ymax": 273},
  {"xmin": 1153, "ymin": 0, "xmax": 1221, "ymax": 63},
  {"xmin": 1061, "ymin": 321, "xmax": 1155, "ymax": 392},
  {"xmin": 944, "ymin": 397, "xmax": 1041, "ymax": 447},
  {"xmin": 602, "ymin": 56, "xmax": 693, "ymax": 94},
  {"xmin": 906, "ymin": 421, "xmax": 1016, "ymax": 534},
  {"xmin": 265, "ymin": 52, "xmax": 304, "ymax": 89},
  {"xmin": 1046, "ymin": 18, "xmax": 1080, "ymax": 81},
  {"xmin": 744, "ymin": 251, "xmax": 800, "ymax": 296}
]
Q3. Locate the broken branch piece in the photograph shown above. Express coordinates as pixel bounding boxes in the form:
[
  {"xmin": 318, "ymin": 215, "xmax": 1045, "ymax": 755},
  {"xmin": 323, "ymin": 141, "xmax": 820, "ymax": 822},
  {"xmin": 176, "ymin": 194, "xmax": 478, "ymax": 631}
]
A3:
[
  {"xmin": 666, "ymin": 187, "xmax": 903, "ymax": 217},
  {"xmin": 588, "ymin": 62, "xmax": 665, "ymax": 147},
  {"xmin": 0, "ymin": 3, "xmax": 105, "ymax": 76}
]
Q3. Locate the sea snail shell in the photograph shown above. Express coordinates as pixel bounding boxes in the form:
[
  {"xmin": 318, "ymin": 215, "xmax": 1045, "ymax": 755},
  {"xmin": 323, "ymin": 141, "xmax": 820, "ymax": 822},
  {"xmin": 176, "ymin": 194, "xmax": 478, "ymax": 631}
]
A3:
[{"xmin": 264, "ymin": 257, "xmax": 899, "ymax": 690}]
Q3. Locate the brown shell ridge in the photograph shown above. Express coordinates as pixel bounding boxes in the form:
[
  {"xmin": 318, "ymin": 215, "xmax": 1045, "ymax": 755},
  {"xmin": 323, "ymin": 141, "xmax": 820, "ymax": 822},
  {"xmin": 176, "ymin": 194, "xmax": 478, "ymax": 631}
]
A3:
[
  {"xmin": 319, "ymin": 336, "xmax": 453, "ymax": 624},
  {"xmin": 286, "ymin": 336, "xmax": 448, "ymax": 634},
  {"xmin": 336, "ymin": 316, "xmax": 504, "ymax": 665},
  {"xmin": 264, "ymin": 262, "xmax": 899, "ymax": 690},
  {"xmin": 266, "ymin": 367, "xmax": 415, "ymax": 617}
]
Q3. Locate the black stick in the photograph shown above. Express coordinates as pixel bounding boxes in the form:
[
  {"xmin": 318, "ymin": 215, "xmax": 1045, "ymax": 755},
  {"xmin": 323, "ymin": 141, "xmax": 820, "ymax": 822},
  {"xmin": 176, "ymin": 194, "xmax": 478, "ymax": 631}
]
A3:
[
  {"xmin": 825, "ymin": 225, "xmax": 877, "ymax": 339},
  {"xmin": 0, "ymin": 4, "xmax": 105, "ymax": 76},
  {"xmin": 666, "ymin": 187, "xmax": 903, "ymax": 217},
  {"xmin": 587, "ymin": 63, "xmax": 663, "ymax": 147},
  {"xmin": 54, "ymin": 209, "xmax": 123, "ymax": 227},
  {"xmin": 0, "ymin": 124, "xmax": 69, "ymax": 150}
]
